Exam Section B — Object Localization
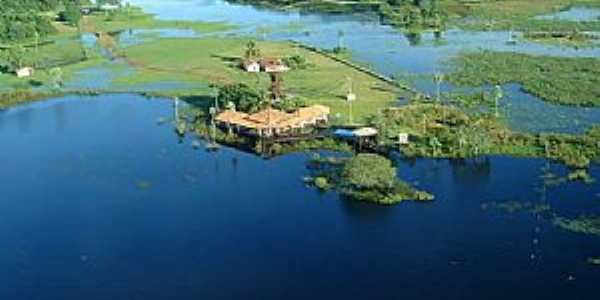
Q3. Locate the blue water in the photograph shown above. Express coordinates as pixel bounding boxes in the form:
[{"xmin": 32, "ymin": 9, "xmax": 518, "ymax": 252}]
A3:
[
  {"xmin": 536, "ymin": 7, "xmax": 600, "ymax": 21},
  {"xmin": 1, "ymin": 94, "xmax": 599, "ymax": 299}
]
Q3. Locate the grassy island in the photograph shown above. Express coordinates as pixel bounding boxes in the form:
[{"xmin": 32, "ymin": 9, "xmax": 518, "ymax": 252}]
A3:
[{"xmin": 305, "ymin": 153, "xmax": 434, "ymax": 205}]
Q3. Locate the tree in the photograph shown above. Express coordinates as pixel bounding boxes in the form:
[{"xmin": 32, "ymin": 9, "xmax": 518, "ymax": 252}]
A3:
[
  {"xmin": 5, "ymin": 46, "xmax": 28, "ymax": 70},
  {"xmin": 244, "ymin": 40, "xmax": 261, "ymax": 60},
  {"xmin": 341, "ymin": 154, "xmax": 397, "ymax": 191},
  {"xmin": 217, "ymin": 83, "xmax": 265, "ymax": 113},
  {"xmin": 47, "ymin": 67, "xmax": 63, "ymax": 90},
  {"xmin": 62, "ymin": 1, "xmax": 82, "ymax": 27}
]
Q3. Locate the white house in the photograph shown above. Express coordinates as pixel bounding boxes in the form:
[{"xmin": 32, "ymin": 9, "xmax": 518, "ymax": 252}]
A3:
[{"xmin": 16, "ymin": 67, "xmax": 34, "ymax": 78}]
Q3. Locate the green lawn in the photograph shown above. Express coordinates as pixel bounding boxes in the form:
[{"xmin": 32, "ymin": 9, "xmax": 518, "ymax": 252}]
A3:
[{"xmin": 118, "ymin": 37, "xmax": 404, "ymax": 124}]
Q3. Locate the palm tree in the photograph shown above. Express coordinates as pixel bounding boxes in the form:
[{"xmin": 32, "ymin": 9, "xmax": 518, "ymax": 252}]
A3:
[{"xmin": 245, "ymin": 40, "xmax": 261, "ymax": 60}]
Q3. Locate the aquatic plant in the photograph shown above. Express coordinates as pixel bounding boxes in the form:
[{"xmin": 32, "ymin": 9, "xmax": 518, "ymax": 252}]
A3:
[
  {"xmin": 313, "ymin": 176, "xmax": 330, "ymax": 190},
  {"xmin": 567, "ymin": 169, "xmax": 595, "ymax": 184},
  {"xmin": 554, "ymin": 215, "xmax": 600, "ymax": 236},
  {"xmin": 588, "ymin": 257, "xmax": 600, "ymax": 266}
]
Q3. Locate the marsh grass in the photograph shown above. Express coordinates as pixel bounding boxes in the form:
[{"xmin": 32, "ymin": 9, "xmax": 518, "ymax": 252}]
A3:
[
  {"xmin": 448, "ymin": 50, "xmax": 600, "ymax": 107},
  {"xmin": 371, "ymin": 103, "xmax": 600, "ymax": 168}
]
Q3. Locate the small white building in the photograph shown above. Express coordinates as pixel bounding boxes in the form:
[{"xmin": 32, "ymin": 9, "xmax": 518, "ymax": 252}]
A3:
[
  {"xmin": 16, "ymin": 67, "xmax": 34, "ymax": 78},
  {"xmin": 398, "ymin": 133, "xmax": 409, "ymax": 145},
  {"xmin": 242, "ymin": 60, "xmax": 260, "ymax": 73}
]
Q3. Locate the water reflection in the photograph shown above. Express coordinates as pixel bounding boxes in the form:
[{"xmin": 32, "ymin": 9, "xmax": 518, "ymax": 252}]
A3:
[
  {"xmin": 449, "ymin": 158, "xmax": 491, "ymax": 188},
  {"xmin": 53, "ymin": 102, "xmax": 66, "ymax": 133},
  {"xmin": 1, "ymin": 94, "xmax": 599, "ymax": 299}
]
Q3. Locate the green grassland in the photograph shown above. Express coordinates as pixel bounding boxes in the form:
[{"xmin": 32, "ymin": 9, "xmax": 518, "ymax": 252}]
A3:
[
  {"xmin": 81, "ymin": 7, "xmax": 234, "ymax": 34},
  {"xmin": 117, "ymin": 37, "xmax": 403, "ymax": 124},
  {"xmin": 447, "ymin": 50, "xmax": 600, "ymax": 107}
]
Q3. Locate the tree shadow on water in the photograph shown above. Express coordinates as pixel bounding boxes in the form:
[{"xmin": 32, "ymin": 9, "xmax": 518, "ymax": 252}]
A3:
[{"xmin": 179, "ymin": 94, "xmax": 214, "ymax": 110}]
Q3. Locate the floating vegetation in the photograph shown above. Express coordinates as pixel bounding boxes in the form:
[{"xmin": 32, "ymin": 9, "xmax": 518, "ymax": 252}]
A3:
[
  {"xmin": 156, "ymin": 117, "xmax": 168, "ymax": 125},
  {"xmin": 313, "ymin": 176, "xmax": 330, "ymax": 190},
  {"xmin": 135, "ymin": 179, "xmax": 152, "ymax": 190},
  {"xmin": 554, "ymin": 215, "xmax": 600, "ymax": 236},
  {"xmin": 481, "ymin": 201, "xmax": 551, "ymax": 215},
  {"xmin": 175, "ymin": 120, "xmax": 187, "ymax": 136},
  {"xmin": 540, "ymin": 171, "xmax": 567, "ymax": 187},
  {"xmin": 567, "ymin": 169, "xmax": 596, "ymax": 184},
  {"xmin": 191, "ymin": 140, "xmax": 202, "ymax": 149},
  {"xmin": 305, "ymin": 153, "xmax": 433, "ymax": 205},
  {"xmin": 587, "ymin": 257, "xmax": 600, "ymax": 266}
]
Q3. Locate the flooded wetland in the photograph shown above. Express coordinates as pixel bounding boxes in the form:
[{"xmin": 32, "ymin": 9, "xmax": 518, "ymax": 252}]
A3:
[{"xmin": 1, "ymin": 0, "xmax": 600, "ymax": 299}]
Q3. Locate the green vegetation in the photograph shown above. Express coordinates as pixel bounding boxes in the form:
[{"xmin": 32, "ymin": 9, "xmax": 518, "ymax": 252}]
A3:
[
  {"xmin": 481, "ymin": 201, "xmax": 551, "ymax": 215},
  {"xmin": 588, "ymin": 257, "xmax": 600, "ymax": 265},
  {"xmin": 227, "ymin": 0, "xmax": 600, "ymax": 32},
  {"xmin": 313, "ymin": 176, "xmax": 330, "ymax": 190},
  {"xmin": 81, "ymin": 6, "xmax": 233, "ymax": 34},
  {"xmin": 0, "ymin": 0, "xmax": 61, "ymax": 43},
  {"xmin": 554, "ymin": 215, "xmax": 600, "ymax": 236},
  {"xmin": 0, "ymin": 89, "xmax": 64, "ymax": 108},
  {"xmin": 448, "ymin": 50, "xmax": 600, "ymax": 107},
  {"xmin": 523, "ymin": 31, "xmax": 599, "ymax": 48},
  {"xmin": 370, "ymin": 103, "xmax": 600, "ymax": 168},
  {"xmin": 217, "ymin": 83, "xmax": 265, "ymax": 113},
  {"xmin": 567, "ymin": 169, "xmax": 595, "ymax": 184},
  {"xmin": 305, "ymin": 153, "xmax": 434, "ymax": 204},
  {"xmin": 119, "ymin": 37, "xmax": 402, "ymax": 124}
]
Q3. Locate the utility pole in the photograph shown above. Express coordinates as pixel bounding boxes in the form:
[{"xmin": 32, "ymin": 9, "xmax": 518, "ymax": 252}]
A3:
[{"xmin": 346, "ymin": 77, "xmax": 356, "ymax": 125}]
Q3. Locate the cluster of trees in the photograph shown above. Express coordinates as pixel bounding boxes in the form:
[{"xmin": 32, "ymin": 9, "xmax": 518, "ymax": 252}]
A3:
[
  {"xmin": 0, "ymin": 0, "xmax": 113, "ymax": 43},
  {"xmin": 0, "ymin": 0, "xmax": 58, "ymax": 42},
  {"xmin": 216, "ymin": 83, "xmax": 266, "ymax": 113}
]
